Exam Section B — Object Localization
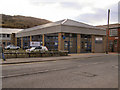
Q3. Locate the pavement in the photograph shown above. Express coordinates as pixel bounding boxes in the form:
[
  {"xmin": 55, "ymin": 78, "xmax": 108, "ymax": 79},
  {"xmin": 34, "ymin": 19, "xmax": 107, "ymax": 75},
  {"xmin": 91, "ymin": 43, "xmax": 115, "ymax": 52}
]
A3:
[{"xmin": 1, "ymin": 53, "xmax": 118, "ymax": 65}]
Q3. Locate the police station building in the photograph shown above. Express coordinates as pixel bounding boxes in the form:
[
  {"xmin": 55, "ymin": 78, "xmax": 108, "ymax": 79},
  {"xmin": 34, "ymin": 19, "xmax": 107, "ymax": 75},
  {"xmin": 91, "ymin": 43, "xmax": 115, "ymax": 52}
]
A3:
[{"xmin": 15, "ymin": 19, "xmax": 106, "ymax": 53}]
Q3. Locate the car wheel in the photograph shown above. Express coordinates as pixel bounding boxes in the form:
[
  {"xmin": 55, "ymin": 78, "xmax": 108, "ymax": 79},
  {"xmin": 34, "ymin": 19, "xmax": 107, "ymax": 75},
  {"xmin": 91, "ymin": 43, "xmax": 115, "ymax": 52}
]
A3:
[
  {"xmin": 7, "ymin": 48, "xmax": 10, "ymax": 50},
  {"xmin": 16, "ymin": 48, "xmax": 19, "ymax": 50}
]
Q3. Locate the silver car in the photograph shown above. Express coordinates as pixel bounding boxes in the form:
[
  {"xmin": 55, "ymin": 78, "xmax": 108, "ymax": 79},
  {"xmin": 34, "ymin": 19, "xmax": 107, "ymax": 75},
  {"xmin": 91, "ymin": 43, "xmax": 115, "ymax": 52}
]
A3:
[
  {"xmin": 26, "ymin": 46, "xmax": 48, "ymax": 52},
  {"xmin": 5, "ymin": 45, "xmax": 20, "ymax": 50}
]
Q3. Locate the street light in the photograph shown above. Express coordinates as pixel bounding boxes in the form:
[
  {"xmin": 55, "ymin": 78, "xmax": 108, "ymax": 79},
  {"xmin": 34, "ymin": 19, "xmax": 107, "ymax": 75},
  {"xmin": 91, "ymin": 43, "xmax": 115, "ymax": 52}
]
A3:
[{"xmin": 106, "ymin": 9, "xmax": 110, "ymax": 54}]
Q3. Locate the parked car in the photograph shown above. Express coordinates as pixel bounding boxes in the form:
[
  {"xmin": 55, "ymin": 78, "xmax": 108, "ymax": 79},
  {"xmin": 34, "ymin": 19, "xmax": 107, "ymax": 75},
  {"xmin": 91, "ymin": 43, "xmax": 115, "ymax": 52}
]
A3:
[
  {"xmin": 26, "ymin": 46, "xmax": 48, "ymax": 52},
  {"xmin": 5, "ymin": 45, "xmax": 20, "ymax": 50}
]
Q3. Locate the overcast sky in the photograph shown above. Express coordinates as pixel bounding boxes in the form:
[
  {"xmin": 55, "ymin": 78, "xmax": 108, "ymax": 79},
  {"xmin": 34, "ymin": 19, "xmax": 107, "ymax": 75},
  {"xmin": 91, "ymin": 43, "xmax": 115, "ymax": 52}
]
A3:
[{"xmin": 0, "ymin": 0, "xmax": 119, "ymax": 26}]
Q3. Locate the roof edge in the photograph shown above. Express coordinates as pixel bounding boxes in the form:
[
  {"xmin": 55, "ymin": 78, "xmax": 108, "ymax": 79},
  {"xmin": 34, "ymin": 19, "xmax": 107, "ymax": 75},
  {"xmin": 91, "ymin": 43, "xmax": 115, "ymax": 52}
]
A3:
[{"xmin": 61, "ymin": 19, "xmax": 68, "ymax": 24}]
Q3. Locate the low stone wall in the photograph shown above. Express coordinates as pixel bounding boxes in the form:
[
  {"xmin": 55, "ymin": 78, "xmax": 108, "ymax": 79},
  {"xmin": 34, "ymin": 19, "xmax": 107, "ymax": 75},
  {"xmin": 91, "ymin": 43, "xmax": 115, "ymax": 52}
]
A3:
[{"xmin": 4, "ymin": 51, "xmax": 68, "ymax": 59}]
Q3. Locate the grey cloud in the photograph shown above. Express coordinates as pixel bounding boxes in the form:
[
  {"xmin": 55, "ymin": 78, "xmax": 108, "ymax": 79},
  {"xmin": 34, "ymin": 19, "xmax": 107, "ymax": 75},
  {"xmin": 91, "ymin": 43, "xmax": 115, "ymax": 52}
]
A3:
[
  {"xmin": 118, "ymin": 2, "xmax": 120, "ymax": 23},
  {"xmin": 28, "ymin": 0, "xmax": 118, "ymax": 25},
  {"xmin": 74, "ymin": 9, "xmax": 107, "ymax": 25},
  {"xmin": 74, "ymin": 3, "xmax": 118, "ymax": 25},
  {"xmin": 109, "ymin": 3, "xmax": 118, "ymax": 23}
]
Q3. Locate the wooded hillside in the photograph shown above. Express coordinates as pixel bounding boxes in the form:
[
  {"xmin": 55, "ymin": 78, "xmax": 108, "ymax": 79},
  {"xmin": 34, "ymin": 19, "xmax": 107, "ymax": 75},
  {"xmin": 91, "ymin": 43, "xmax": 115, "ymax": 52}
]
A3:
[{"xmin": 0, "ymin": 14, "xmax": 51, "ymax": 29}]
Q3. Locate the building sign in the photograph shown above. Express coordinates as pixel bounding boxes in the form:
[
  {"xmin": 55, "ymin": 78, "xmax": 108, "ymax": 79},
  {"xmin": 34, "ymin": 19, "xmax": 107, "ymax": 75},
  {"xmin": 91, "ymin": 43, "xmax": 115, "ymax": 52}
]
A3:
[
  {"xmin": 30, "ymin": 41, "xmax": 40, "ymax": 47},
  {"xmin": 95, "ymin": 37, "xmax": 103, "ymax": 43},
  {"xmin": 62, "ymin": 36, "xmax": 66, "ymax": 39}
]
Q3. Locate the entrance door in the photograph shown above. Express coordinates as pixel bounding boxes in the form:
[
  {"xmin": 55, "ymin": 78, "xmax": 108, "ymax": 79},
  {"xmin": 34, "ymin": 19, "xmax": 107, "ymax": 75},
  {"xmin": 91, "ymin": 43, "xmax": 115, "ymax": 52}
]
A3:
[
  {"xmin": 113, "ymin": 40, "xmax": 118, "ymax": 52},
  {"xmin": 81, "ymin": 35, "xmax": 91, "ymax": 53},
  {"xmin": 109, "ymin": 40, "xmax": 114, "ymax": 52},
  {"xmin": 109, "ymin": 40, "xmax": 118, "ymax": 52},
  {"xmin": 64, "ymin": 34, "xmax": 77, "ymax": 53},
  {"xmin": 94, "ymin": 37, "xmax": 104, "ymax": 53},
  {"xmin": 69, "ymin": 37, "xmax": 77, "ymax": 53},
  {"xmin": 64, "ymin": 41, "xmax": 70, "ymax": 52}
]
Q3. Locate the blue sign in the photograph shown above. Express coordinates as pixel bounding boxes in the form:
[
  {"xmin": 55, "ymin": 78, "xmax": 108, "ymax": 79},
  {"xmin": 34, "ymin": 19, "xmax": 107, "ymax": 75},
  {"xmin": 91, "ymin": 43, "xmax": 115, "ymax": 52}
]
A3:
[{"xmin": 63, "ymin": 36, "xmax": 66, "ymax": 39}]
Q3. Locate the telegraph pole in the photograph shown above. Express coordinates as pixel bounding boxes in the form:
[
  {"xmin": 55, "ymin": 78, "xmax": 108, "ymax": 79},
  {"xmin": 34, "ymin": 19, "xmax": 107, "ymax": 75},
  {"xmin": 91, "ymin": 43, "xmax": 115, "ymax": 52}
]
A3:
[{"xmin": 106, "ymin": 9, "xmax": 110, "ymax": 54}]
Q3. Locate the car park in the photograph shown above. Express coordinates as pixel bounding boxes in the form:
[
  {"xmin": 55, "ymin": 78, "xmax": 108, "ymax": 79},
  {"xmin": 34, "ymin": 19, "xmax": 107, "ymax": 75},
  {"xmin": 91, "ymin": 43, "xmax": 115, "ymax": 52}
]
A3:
[{"xmin": 5, "ymin": 45, "xmax": 20, "ymax": 50}]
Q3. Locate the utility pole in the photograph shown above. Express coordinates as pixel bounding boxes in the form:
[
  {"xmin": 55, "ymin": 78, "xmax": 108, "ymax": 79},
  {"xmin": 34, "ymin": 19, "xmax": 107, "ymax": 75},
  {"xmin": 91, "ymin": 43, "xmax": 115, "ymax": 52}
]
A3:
[{"xmin": 106, "ymin": 9, "xmax": 110, "ymax": 54}]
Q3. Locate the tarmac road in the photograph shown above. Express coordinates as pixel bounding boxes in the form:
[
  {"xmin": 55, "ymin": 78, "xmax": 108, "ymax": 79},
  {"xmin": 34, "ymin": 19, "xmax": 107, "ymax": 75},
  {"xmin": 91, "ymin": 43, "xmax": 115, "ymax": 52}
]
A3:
[{"xmin": 2, "ymin": 54, "xmax": 118, "ymax": 88}]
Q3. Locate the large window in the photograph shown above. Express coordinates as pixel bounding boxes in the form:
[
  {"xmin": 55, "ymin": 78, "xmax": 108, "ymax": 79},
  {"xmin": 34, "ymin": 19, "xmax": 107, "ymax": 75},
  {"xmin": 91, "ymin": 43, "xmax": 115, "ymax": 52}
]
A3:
[
  {"xmin": 3, "ymin": 42, "xmax": 6, "ymax": 46},
  {"xmin": 3, "ymin": 34, "xmax": 6, "ymax": 38},
  {"xmin": 32, "ymin": 35, "xmax": 42, "ymax": 45},
  {"xmin": 7, "ymin": 34, "xmax": 10, "ymax": 38},
  {"xmin": 64, "ymin": 33, "xmax": 77, "ymax": 53},
  {"xmin": 45, "ymin": 33, "xmax": 58, "ymax": 51},
  {"xmin": 7, "ymin": 42, "xmax": 11, "ymax": 45},
  {"xmin": 17, "ymin": 38, "xmax": 21, "ymax": 47},
  {"xmin": 95, "ymin": 37, "xmax": 103, "ymax": 43},
  {"xmin": 109, "ymin": 29, "xmax": 118, "ymax": 36},
  {"xmin": 23, "ymin": 36, "xmax": 30, "ymax": 48},
  {"xmin": 81, "ymin": 34, "xmax": 91, "ymax": 53}
]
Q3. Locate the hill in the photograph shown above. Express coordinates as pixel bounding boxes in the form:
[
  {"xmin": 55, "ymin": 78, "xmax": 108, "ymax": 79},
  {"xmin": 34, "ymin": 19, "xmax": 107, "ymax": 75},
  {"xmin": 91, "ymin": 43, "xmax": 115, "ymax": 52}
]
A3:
[{"xmin": 0, "ymin": 14, "xmax": 51, "ymax": 29}]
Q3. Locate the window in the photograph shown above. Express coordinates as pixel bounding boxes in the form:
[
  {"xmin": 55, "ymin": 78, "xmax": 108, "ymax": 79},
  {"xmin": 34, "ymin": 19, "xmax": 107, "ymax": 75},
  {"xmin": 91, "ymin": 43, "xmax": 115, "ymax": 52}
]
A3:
[
  {"xmin": 81, "ymin": 42, "xmax": 84, "ymax": 49},
  {"xmin": 7, "ymin": 42, "xmax": 11, "ymax": 45},
  {"xmin": 45, "ymin": 35, "xmax": 58, "ymax": 51},
  {"xmin": 65, "ymin": 33, "xmax": 69, "ymax": 37},
  {"xmin": 3, "ymin": 42, "xmax": 6, "ymax": 46},
  {"xmin": 64, "ymin": 41, "xmax": 68, "ymax": 48},
  {"xmin": 109, "ymin": 29, "xmax": 118, "ymax": 36},
  {"xmin": 95, "ymin": 37, "xmax": 103, "ymax": 43},
  {"xmin": 3, "ymin": 34, "xmax": 6, "ymax": 37},
  {"xmin": 17, "ymin": 38, "xmax": 21, "ymax": 47},
  {"xmin": 36, "ymin": 46, "xmax": 42, "ymax": 49},
  {"xmin": 114, "ymin": 40, "xmax": 117, "ymax": 45},
  {"xmin": 7, "ymin": 34, "xmax": 10, "ymax": 38},
  {"xmin": 55, "ymin": 42, "xmax": 58, "ymax": 46}
]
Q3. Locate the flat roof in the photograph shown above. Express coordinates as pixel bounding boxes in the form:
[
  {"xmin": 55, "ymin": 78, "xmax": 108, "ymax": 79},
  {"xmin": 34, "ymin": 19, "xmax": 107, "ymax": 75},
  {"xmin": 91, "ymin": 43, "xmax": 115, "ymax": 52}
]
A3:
[{"xmin": 0, "ymin": 28, "xmax": 23, "ymax": 34}]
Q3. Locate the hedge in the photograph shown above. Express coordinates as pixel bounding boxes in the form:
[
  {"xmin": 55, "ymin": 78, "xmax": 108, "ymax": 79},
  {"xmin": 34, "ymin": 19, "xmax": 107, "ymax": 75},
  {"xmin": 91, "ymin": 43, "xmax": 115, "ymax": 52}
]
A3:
[{"xmin": 3, "ymin": 50, "xmax": 68, "ymax": 59}]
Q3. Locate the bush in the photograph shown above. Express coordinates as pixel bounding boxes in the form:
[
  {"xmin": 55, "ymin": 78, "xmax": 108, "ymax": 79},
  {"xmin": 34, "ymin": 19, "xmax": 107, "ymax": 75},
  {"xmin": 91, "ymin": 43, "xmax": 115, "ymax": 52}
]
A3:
[{"xmin": 4, "ymin": 49, "xmax": 68, "ymax": 59}]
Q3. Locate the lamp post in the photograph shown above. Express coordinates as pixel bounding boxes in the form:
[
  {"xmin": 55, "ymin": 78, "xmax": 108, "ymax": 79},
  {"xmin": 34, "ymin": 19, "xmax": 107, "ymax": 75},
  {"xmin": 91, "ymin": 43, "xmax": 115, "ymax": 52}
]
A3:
[{"xmin": 106, "ymin": 9, "xmax": 110, "ymax": 54}]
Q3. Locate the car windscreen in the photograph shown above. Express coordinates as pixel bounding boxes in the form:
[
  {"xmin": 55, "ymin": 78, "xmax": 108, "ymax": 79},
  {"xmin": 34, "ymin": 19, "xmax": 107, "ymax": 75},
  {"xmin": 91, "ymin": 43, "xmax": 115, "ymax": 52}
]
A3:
[{"xmin": 35, "ymin": 46, "xmax": 42, "ymax": 49}]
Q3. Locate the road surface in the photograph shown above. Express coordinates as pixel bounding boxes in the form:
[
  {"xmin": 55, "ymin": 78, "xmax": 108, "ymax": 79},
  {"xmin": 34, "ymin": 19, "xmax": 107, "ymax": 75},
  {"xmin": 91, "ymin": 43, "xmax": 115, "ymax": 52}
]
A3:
[{"xmin": 2, "ymin": 54, "xmax": 118, "ymax": 88}]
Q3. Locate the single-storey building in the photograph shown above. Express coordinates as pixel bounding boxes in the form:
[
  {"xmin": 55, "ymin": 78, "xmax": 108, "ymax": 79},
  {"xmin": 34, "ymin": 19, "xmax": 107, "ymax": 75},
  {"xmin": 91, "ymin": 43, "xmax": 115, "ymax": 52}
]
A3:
[{"xmin": 15, "ymin": 19, "xmax": 106, "ymax": 53}]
